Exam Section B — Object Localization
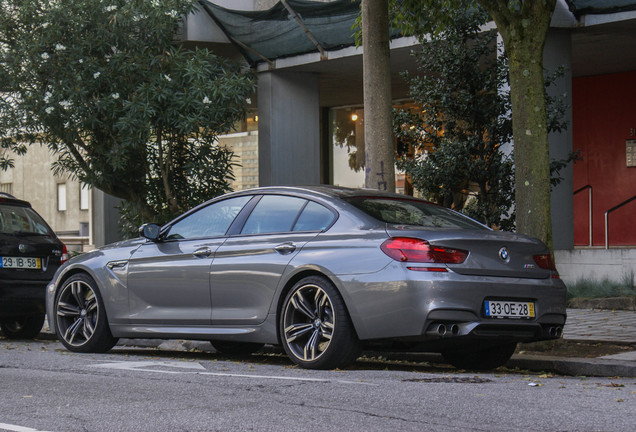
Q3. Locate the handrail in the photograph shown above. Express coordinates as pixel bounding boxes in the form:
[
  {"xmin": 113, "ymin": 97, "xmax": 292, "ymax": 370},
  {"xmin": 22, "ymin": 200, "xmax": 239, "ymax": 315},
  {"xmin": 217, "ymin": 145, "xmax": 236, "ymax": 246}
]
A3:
[
  {"xmin": 573, "ymin": 185, "xmax": 593, "ymax": 247},
  {"xmin": 604, "ymin": 194, "xmax": 636, "ymax": 249}
]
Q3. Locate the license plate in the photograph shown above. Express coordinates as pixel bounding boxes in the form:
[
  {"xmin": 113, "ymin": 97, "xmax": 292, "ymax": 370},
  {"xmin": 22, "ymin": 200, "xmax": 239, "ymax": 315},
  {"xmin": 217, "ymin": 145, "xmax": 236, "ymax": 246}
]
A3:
[
  {"xmin": 484, "ymin": 300, "xmax": 534, "ymax": 318},
  {"xmin": 0, "ymin": 256, "xmax": 41, "ymax": 269}
]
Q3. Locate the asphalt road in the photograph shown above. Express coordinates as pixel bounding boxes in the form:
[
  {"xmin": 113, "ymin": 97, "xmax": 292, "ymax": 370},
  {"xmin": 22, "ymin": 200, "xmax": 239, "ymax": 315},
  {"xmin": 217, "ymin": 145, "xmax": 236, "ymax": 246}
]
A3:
[{"xmin": 1, "ymin": 339, "xmax": 635, "ymax": 432}]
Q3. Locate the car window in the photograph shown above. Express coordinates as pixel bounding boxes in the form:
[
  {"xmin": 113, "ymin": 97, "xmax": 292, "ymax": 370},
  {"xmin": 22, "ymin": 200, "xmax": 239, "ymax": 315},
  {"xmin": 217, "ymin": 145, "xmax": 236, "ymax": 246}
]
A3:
[
  {"xmin": 241, "ymin": 195, "xmax": 307, "ymax": 235},
  {"xmin": 0, "ymin": 204, "xmax": 51, "ymax": 235},
  {"xmin": 292, "ymin": 201, "xmax": 334, "ymax": 232},
  {"xmin": 167, "ymin": 196, "xmax": 251, "ymax": 240},
  {"xmin": 344, "ymin": 197, "xmax": 488, "ymax": 230}
]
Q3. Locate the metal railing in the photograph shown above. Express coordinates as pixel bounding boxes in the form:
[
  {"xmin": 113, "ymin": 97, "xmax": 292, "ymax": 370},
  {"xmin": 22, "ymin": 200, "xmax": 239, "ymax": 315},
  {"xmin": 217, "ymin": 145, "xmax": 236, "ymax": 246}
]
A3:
[
  {"xmin": 604, "ymin": 194, "xmax": 636, "ymax": 249},
  {"xmin": 573, "ymin": 185, "xmax": 593, "ymax": 247}
]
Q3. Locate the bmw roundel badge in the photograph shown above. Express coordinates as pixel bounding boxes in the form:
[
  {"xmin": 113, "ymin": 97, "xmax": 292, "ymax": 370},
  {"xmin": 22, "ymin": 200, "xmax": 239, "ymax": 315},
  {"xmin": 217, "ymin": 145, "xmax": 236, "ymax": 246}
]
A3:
[{"xmin": 498, "ymin": 247, "xmax": 510, "ymax": 262}]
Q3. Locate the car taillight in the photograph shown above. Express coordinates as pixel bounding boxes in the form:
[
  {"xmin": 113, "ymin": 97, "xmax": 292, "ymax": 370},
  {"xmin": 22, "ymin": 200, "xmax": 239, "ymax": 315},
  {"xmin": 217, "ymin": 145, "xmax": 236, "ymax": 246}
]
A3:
[
  {"xmin": 61, "ymin": 244, "xmax": 69, "ymax": 264},
  {"xmin": 381, "ymin": 237, "xmax": 468, "ymax": 264},
  {"xmin": 533, "ymin": 254, "xmax": 560, "ymax": 278}
]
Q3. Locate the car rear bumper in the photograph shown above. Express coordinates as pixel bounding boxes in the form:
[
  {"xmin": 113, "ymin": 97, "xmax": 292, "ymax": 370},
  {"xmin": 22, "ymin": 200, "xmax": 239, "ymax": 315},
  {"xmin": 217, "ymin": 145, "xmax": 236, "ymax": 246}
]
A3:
[
  {"xmin": 0, "ymin": 280, "xmax": 47, "ymax": 317},
  {"xmin": 336, "ymin": 261, "xmax": 568, "ymax": 343}
]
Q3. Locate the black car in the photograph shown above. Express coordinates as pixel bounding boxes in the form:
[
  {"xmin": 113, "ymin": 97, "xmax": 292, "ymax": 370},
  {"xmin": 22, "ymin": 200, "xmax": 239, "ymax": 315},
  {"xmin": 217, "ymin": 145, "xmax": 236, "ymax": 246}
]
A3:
[{"xmin": 0, "ymin": 193, "xmax": 67, "ymax": 339}]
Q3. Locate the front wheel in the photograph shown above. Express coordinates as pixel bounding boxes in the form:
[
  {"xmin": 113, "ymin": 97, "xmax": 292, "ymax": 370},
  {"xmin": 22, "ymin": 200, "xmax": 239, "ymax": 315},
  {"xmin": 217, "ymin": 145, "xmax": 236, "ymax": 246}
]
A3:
[
  {"xmin": 54, "ymin": 273, "xmax": 118, "ymax": 353},
  {"xmin": 442, "ymin": 342, "xmax": 517, "ymax": 371},
  {"xmin": 280, "ymin": 276, "xmax": 361, "ymax": 370},
  {"xmin": 0, "ymin": 313, "xmax": 45, "ymax": 339}
]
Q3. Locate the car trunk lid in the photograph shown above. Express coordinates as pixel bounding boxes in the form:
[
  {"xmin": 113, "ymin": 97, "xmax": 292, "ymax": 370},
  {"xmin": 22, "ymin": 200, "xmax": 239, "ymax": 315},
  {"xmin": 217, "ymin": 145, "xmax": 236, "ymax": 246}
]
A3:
[{"xmin": 385, "ymin": 225, "xmax": 553, "ymax": 279}]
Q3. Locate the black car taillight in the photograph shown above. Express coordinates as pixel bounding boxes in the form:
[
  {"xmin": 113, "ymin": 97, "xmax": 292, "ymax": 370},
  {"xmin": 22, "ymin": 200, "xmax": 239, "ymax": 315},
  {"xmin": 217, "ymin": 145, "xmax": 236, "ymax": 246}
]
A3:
[
  {"xmin": 381, "ymin": 237, "xmax": 468, "ymax": 264},
  {"xmin": 533, "ymin": 253, "xmax": 560, "ymax": 278}
]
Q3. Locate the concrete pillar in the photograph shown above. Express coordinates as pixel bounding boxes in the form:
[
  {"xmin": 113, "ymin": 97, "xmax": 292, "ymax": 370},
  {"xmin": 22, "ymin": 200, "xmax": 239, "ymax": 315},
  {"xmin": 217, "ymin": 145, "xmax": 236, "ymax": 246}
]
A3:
[
  {"xmin": 257, "ymin": 71, "xmax": 320, "ymax": 186},
  {"xmin": 91, "ymin": 189, "xmax": 122, "ymax": 247},
  {"xmin": 544, "ymin": 29, "xmax": 574, "ymax": 250}
]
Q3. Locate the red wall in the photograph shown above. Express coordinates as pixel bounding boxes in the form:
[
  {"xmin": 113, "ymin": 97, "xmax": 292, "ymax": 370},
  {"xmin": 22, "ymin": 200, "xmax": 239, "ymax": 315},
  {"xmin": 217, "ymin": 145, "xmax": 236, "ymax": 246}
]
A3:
[{"xmin": 572, "ymin": 71, "xmax": 636, "ymax": 246}]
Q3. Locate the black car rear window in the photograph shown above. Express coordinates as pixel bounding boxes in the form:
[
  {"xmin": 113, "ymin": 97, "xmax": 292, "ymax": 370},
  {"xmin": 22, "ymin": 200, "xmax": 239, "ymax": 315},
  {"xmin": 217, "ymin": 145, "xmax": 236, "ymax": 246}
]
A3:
[
  {"xmin": 344, "ymin": 197, "xmax": 488, "ymax": 230},
  {"xmin": 0, "ymin": 204, "xmax": 52, "ymax": 235}
]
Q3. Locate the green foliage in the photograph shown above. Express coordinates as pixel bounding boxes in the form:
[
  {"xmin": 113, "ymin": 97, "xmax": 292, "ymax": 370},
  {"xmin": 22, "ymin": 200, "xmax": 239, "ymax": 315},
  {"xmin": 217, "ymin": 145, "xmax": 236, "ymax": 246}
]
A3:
[
  {"xmin": 0, "ymin": 0, "xmax": 255, "ymax": 237},
  {"xmin": 567, "ymin": 272, "xmax": 636, "ymax": 300},
  {"xmin": 395, "ymin": 5, "xmax": 515, "ymax": 229},
  {"xmin": 393, "ymin": 2, "xmax": 573, "ymax": 229},
  {"xmin": 391, "ymin": 0, "xmax": 560, "ymax": 247}
]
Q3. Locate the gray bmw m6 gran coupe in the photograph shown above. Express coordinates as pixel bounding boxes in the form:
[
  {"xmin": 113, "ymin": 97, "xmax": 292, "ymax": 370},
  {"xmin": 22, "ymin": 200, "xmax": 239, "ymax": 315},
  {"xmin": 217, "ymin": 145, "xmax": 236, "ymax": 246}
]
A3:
[{"xmin": 46, "ymin": 186, "xmax": 566, "ymax": 370}]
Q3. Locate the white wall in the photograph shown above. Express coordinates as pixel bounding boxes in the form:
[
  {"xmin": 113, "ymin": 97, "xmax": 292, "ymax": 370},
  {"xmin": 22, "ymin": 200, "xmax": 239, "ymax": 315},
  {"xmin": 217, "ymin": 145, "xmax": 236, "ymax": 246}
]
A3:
[{"xmin": 555, "ymin": 249, "xmax": 636, "ymax": 285}]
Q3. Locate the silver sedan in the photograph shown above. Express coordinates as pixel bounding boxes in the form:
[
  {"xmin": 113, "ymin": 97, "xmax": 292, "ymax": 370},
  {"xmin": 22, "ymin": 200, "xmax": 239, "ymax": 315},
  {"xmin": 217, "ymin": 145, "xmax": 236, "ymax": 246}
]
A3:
[{"xmin": 46, "ymin": 186, "xmax": 567, "ymax": 370}]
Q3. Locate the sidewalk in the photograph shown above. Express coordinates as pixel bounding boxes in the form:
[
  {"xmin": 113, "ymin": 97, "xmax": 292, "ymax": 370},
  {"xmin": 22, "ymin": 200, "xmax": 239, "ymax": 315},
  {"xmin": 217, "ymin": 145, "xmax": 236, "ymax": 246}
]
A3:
[
  {"xmin": 39, "ymin": 308, "xmax": 636, "ymax": 377},
  {"xmin": 507, "ymin": 308, "xmax": 636, "ymax": 376}
]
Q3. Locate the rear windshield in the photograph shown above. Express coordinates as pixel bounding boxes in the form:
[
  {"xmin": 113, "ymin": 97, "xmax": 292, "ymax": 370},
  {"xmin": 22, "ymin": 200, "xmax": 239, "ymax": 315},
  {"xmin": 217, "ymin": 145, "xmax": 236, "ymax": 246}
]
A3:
[
  {"xmin": 0, "ymin": 204, "xmax": 52, "ymax": 235},
  {"xmin": 344, "ymin": 197, "xmax": 488, "ymax": 230}
]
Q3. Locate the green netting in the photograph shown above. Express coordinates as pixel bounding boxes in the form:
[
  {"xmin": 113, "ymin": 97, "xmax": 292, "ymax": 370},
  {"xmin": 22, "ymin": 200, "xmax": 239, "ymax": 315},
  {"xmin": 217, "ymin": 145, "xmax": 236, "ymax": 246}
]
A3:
[
  {"xmin": 567, "ymin": 0, "xmax": 636, "ymax": 17},
  {"xmin": 199, "ymin": 0, "xmax": 400, "ymax": 66},
  {"xmin": 199, "ymin": 0, "xmax": 636, "ymax": 66}
]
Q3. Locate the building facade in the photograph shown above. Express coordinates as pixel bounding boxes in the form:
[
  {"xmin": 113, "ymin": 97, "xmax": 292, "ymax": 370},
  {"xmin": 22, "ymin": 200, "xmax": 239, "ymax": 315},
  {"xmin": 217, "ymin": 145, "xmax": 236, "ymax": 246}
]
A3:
[{"xmin": 4, "ymin": 0, "xmax": 635, "ymax": 285}]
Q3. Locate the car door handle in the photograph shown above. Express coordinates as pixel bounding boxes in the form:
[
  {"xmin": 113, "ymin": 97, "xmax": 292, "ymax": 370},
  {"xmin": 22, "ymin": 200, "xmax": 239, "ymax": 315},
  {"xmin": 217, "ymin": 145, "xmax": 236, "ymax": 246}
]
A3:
[
  {"xmin": 193, "ymin": 247, "xmax": 212, "ymax": 258},
  {"xmin": 274, "ymin": 242, "xmax": 296, "ymax": 255}
]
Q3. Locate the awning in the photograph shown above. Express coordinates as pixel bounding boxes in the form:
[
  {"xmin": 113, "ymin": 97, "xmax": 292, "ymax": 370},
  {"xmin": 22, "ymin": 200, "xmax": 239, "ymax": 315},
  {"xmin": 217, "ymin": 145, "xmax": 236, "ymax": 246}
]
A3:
[{"xmin": 198, "ymin": 0, "xmax": 402, "ymax": 66}]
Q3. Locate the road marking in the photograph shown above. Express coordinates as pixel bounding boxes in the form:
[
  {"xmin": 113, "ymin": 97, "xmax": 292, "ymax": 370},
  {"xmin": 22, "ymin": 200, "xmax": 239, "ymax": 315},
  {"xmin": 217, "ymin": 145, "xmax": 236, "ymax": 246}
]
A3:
[
  {"xmin": 92, "ymin": 360, "xmax": 206, "ymax": 371},
  {"xmin": 90, "ymin": 361, "xmax": 375, "ymax": 385},
  {"xmin": 0, "ymin": 423, "xmax": 52, "ymax": 432}
]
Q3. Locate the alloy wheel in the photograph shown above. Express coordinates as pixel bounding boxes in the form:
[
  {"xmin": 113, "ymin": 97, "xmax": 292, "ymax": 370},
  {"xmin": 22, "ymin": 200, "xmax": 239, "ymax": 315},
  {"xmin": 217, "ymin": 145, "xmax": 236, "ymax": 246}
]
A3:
[
  {"xmin": 56, "ymin": 279, "xmax": 99, "ymax": 347},
  {"xmin": 282, "ymin": 283, "xmax": 335, "ymax": 362}
]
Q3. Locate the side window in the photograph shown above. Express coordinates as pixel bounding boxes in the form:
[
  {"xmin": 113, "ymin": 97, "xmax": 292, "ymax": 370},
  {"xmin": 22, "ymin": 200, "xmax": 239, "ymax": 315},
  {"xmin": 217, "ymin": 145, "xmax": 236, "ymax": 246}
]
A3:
[
  {"xmin": 167, "ymin": 196, "xmax": 251, "ymax": 240},
  {"xmin": 293, "ymin": 201, "xmax": 334, "ymax": 232},
  {"xmin": 241, "ymin": 195, "xmax": 306, "ymax": 235}
]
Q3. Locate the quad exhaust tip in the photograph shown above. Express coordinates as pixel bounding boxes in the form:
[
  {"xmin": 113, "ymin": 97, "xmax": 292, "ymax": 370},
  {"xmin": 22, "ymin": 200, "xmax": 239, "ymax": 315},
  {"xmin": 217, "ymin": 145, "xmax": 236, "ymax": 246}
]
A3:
[
  {"xmin": 426, "ymin": 323, "xmax": 460, "ymax": 338},
  {"xmin": 548, "ymin": 326, "xmax": 564, "ymax": 337}
]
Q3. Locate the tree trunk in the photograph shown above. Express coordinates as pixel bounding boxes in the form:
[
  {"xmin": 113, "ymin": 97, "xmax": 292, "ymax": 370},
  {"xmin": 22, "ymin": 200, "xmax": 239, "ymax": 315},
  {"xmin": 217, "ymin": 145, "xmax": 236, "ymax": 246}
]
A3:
[
  {"xmin": 508, "ymin": 45, "xmax": 552, "ymax": 247},
  {"xmin": 478, "ymin": 0, "xmax": 556, "ymax": 248},
  {"xmin": 362, "ymin": 0, "xmax": 395, "ymax": 192}
]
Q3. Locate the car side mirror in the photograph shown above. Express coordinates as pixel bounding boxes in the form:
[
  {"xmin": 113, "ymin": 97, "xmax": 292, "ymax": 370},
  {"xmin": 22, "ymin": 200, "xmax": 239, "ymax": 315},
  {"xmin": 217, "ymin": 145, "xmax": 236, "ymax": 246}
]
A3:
[{"xmin": 139, "ymin": 223, "xmax": 161, "ymax": 241}]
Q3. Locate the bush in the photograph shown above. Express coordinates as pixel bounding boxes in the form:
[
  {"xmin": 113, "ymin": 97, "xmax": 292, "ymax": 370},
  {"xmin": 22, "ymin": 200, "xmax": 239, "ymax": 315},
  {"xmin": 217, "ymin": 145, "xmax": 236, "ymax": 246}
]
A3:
[{"xmin": 567, "ymin": 272, "xmax": 636, "ymax": 300}]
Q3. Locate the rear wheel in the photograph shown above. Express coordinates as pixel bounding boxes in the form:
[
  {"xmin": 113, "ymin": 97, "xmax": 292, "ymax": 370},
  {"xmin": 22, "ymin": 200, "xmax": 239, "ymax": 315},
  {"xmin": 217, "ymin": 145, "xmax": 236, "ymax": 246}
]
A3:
[
  {"xmin": 210, "ymin": 341, "xmax": 264, "ymax": 356},
  {"xmin": 442, "ymin": 342, "xmax": 517, "ymax": 371},
  {"xmin": 54, "ymin": 273, "xmax": 118, "ymax": 353},
  {"xmin": 0, "ymin": 313, "xmax": 45, "ymax": 339},
  {"xmin": 280, "ymin": 276, "xmax": 361, "ymax": 370}
]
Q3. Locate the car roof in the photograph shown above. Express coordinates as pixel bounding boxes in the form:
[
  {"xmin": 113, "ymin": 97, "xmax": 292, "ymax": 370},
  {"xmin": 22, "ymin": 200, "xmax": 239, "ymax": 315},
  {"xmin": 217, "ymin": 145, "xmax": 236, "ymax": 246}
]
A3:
[
  {"xmin": 0, "ymin": 192, "xmax": 31, "ymax": 207},
  {"xmin": 233, "ymin": 185, "xmax": 422, "ymax": 201}
]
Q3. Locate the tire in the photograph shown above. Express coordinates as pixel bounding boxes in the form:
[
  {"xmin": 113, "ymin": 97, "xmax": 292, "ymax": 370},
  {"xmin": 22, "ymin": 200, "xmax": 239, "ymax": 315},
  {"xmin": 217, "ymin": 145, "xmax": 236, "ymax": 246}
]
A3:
[
  {"xmin": 210, "ymin": 341, "xmax": 264, "ymax": 356},
  {"xmin": 280, "ymin": 276, "xmax": 361, "ymax": 370},
  {"xmin": 0, "ymin": 313, "xmax": 45, "ymax": 340},
  {"xmin": 54, "ymin": 273, "xmax": 118, "ymax": 353},
  {"xmin": 442, "ymin": 342, "xmax": 517, "ymax": 371}
]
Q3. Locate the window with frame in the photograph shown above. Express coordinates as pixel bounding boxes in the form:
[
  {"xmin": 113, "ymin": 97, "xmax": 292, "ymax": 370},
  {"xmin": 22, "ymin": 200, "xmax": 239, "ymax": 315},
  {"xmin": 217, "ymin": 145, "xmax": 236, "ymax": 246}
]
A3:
[
  {"xmin": 241, "ymin": 195, "xmax": 307, "ymax": 235},
  {"xmin": 292, "ymin": 201, "xmax": 335, "ymax": 232},
  {"xmin": 80, "ymin": 185, "xmax": 90, "ymax": 210},
  {"xmin": 57, "ymin": 183, "xmax": 67, "ymax": 212},
  {"xmin": 166, "ymin": 196, "xmax": 251, "ymax": 240}
]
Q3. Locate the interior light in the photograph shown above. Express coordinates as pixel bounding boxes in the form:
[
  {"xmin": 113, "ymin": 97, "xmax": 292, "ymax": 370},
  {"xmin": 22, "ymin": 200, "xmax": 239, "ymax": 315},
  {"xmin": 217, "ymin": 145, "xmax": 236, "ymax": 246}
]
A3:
[
  {"xmin": 254, "ymin": 115, "xmax": 258, "ymax": 122},
  {"xmin": 351, "ymin": 113, "xmax": 358, "ymax": 121}
]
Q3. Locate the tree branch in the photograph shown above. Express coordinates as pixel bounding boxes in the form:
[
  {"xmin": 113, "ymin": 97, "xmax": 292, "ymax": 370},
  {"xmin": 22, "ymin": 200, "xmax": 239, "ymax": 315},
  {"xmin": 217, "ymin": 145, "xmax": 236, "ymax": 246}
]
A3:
[{"xmin": 477, "ymin": 0, "xmax": 513, "ymax": 29}]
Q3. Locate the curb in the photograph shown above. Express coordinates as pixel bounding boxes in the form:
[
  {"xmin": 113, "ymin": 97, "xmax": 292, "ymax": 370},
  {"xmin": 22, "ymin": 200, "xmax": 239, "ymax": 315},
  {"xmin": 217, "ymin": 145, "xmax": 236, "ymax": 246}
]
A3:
[{"xmin": 507, "ymin": 355, "xmax": 636, "ymax": 377}]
